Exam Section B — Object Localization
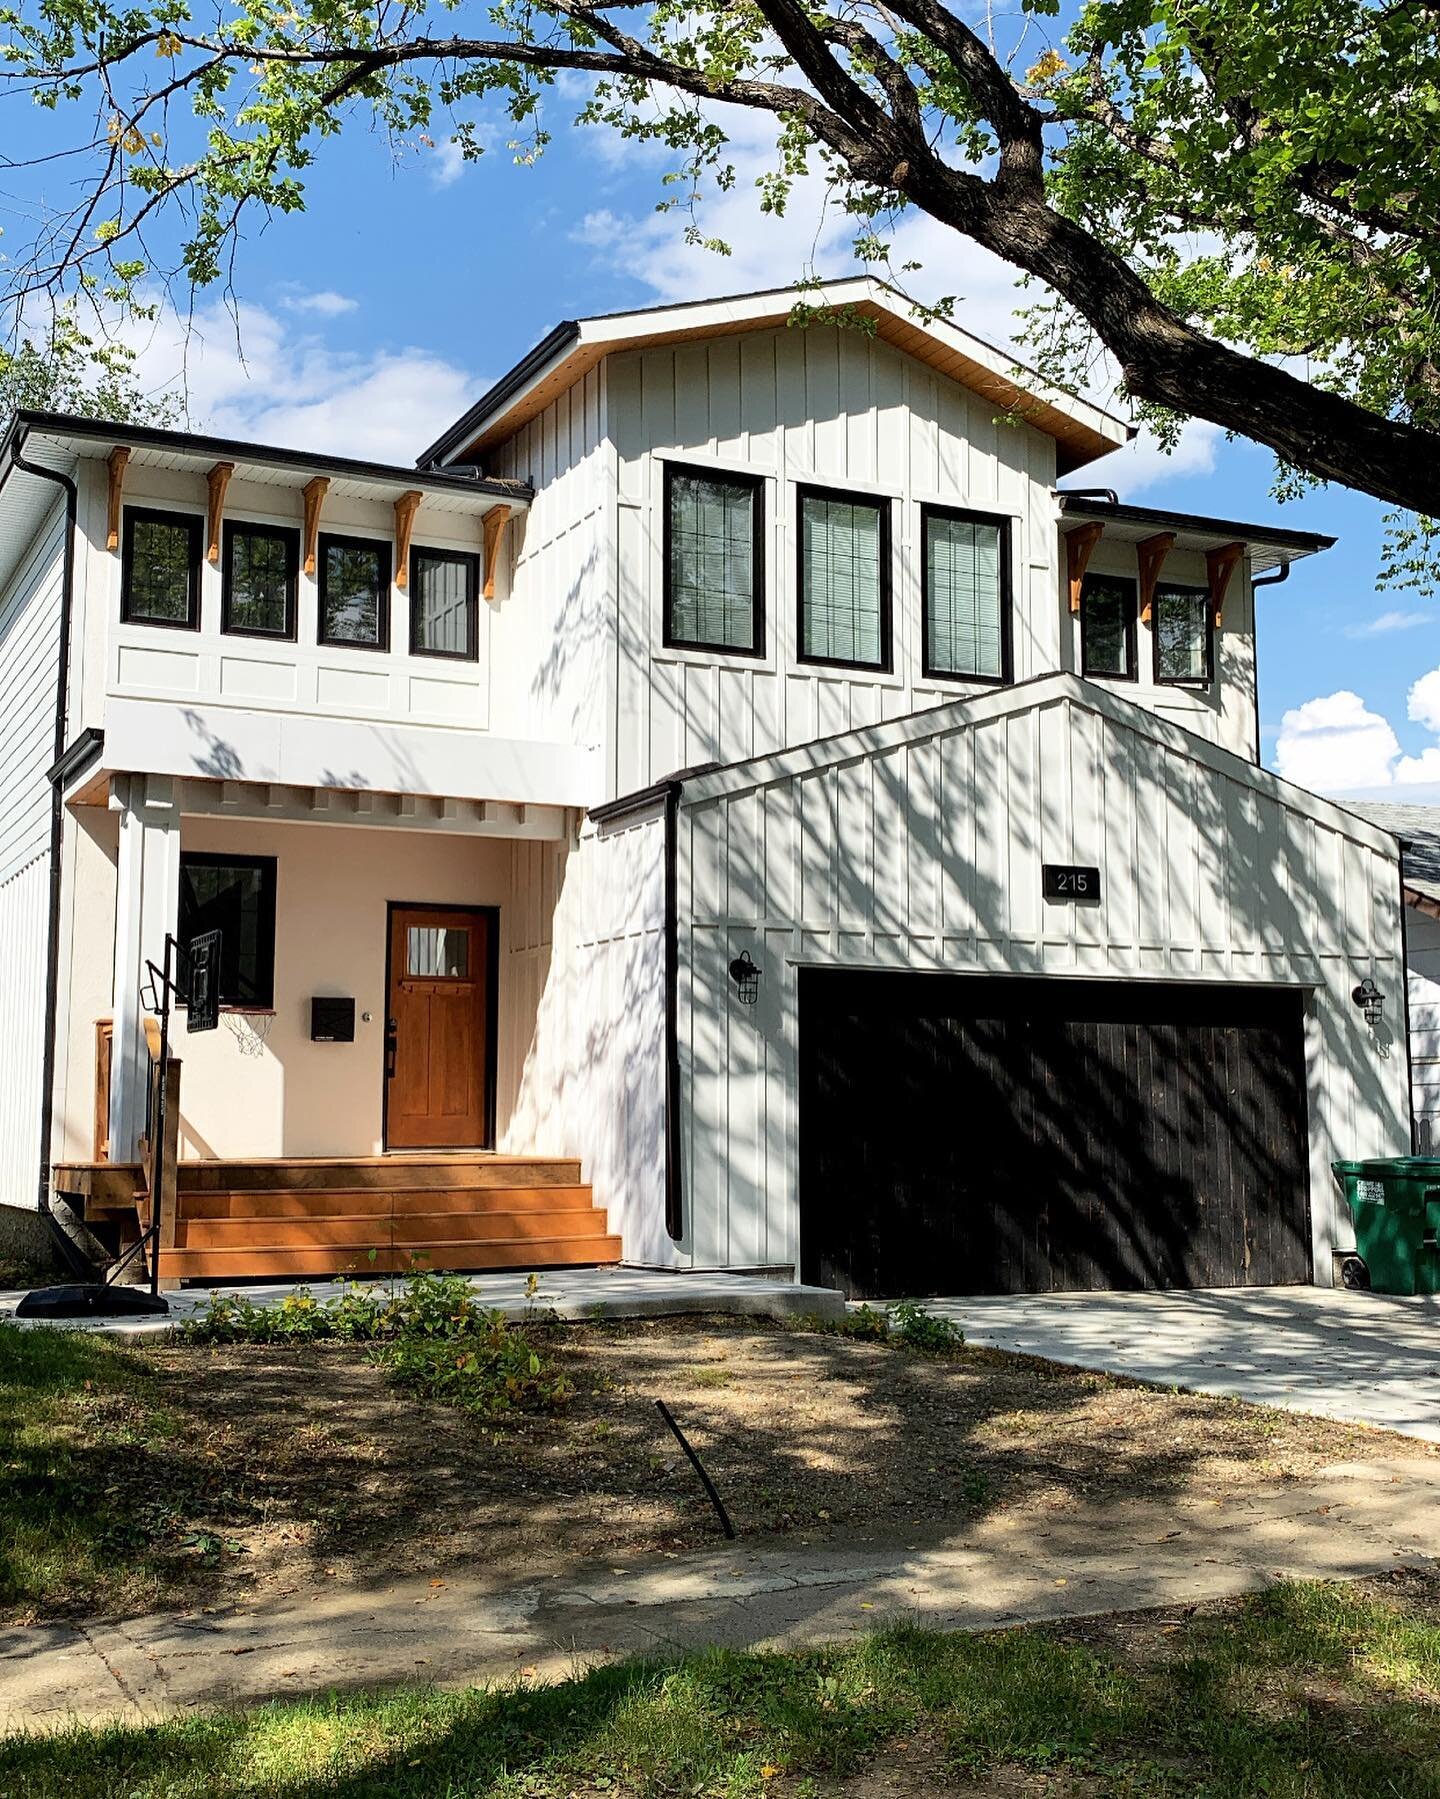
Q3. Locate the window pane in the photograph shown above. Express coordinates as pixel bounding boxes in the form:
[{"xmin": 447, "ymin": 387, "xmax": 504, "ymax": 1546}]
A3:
[
  {"xmin": 801, "ymin": 493, "xmax": 884, "ymax": 665},
  {"xmin": 1082, "ymin": 576, "xmax": 1133, "ymax": 676},
  {"xmin": 1155, "ymin": 584, "xmax": 1209, "ymax": 682},
  {"xmin": 414, "ymin": 551, "xmax": 474, "ymax": 656},
  {"xmin": 127, "ymin": 516, "xmax": 194, "ymax": 622},
  {"xmin": 178, "ymin": 859, "xmax": 273, "ymax": 1007},
  {"xmin": 926, "ymin": 513, "xmax": 1004, "ymax": 678},
  {"xmin": 323, "ymin": 541, "xmax": 385, "ymax": 644},
  {"xmin": 667, "ymin": 472, "xmax": 758, "ymax": 650},
  {"xmin": 228, "ymin": 527, "xmax": 292, "ymax": 634},
  {"xmin": 408, "ymin": 926, "xmax": 469, "ymax": 978}
]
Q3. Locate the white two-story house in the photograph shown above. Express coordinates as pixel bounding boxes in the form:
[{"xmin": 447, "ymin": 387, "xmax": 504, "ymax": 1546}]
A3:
[{"xmin": 0, "ymin": 279, "xmax": 1410, "ymax": 1296}]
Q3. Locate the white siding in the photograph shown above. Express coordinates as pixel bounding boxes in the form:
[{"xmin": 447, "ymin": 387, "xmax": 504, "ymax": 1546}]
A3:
[
  {"xmin": 502, "ymin": 810, "xmax": 670, "ymax": 1264},
  {"xmin": 1406, "ymin": 905, "xmax": 1440, "ymax": 1152},
  {"xmin": 0, "ymin": 502, "xmax": 65, "ymax": 1206},
  {"xmin": 671, "ymin": 676, "xmax": 1408, "ymax": 1279}
]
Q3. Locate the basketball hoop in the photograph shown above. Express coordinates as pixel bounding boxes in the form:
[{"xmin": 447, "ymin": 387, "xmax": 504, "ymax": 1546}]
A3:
[{"xmin": 224, "ymin": 1010, "xmax": 275, "ymax": 1057}]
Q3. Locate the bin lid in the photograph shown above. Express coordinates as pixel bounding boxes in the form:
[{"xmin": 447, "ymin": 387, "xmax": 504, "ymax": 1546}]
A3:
[{"xmin": 1333, "ymin": 1158, "xmax": 1440, "ymax": 1176}]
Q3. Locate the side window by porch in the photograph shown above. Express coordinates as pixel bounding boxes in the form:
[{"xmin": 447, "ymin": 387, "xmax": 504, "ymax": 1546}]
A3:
[
  {"xmin": 663, "ymin": 465, "xmax": 764, "ymax": 655},
  {"xmin": 318, "ymin": 533, "xmax": 391, "ymax": 650},
  {"xmin": 1080, "ymin": 573, "xmax": 1138, "ymax": 681},
  {"xmin": 121, "ymin": 509, "xmax": 202, "ymax": 629},
  {"xmin": 410, "ymin": 545, "xmax": 479, "ymax": 660},
  {"xmin": 178, "ymin": 853, "xmax": 277, "ymax": 1009},
  {"xmin": 1153, "ymin": 583, "xmax": 1213, "ymax": 686},
  {"xmin": 223, "ymin": 521, "xmax": 299, "ymax": 640}
]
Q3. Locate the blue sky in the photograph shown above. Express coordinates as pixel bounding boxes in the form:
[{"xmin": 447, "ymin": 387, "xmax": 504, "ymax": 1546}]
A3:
[{"xmin": 22, "ymin": 86, "xmax": 1437, "ymax": 796}]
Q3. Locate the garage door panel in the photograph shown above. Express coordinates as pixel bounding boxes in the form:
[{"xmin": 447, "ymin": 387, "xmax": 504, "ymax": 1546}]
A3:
[{"xmin": 800, "ymin": 972, "xmax": 1311, "ymax": 1298}]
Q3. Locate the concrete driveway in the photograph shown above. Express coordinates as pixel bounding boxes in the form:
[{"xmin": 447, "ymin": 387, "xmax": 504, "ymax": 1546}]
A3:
[{"xmin": 920, "ymin": 1287, "xmax": 1440, "ymax": 1443}]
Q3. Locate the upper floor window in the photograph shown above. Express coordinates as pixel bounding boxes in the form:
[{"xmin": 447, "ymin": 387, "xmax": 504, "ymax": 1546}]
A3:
[
  {"xmin": 410, "ymin": 546, "xmax": 479, "ymax": 660},
  {"xmin": 922, "ymin": 506, "xmax": 1010, "ymax": 683},
  {"xmin": 319, "ymin": 533, "xmax": 391, "ymax": 651},
  {"xmin": 664, "ymin": 465, "xmax": 764, "ymax": 655},
  {"xmin": 1080, "ymin": 573, "xmax": 1137, "ymax": 681},
  {"xmin": 121, "ymin": 508, "xmax": 201, "ymax": 630},
  {"xmin": 798, "ymin": 486, "xmax": 890, "ymax": 671},
  {"xmin": 1153, "ymin": 583, "xmax": 1213, "ymax": 686},
  {"xmin": 222, "ymin": 520, "xmax": 298, "ymax": 640},
  {"xmin": 178, "ymin": 852, "xmax": 277, "ymax": 1009}
]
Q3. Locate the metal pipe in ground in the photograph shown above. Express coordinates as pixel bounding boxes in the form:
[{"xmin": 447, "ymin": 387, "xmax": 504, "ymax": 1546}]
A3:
[{"xmin": 655, "ymin": 1398, "xmax": 736, "ymax": 1540}]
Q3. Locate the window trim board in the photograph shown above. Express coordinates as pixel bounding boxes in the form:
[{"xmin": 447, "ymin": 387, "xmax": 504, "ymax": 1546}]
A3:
[
  {"xmin": 795, "ymin": 481, "xmax": 893, "ymax": 674},
  {"xmin": 661, "ymin": 461, "xmax": 767, "ymax": 659},
  {"xmin": 120, "ymin": 506, "xmax": 204, "ymax": 632},
  {"xmin": 220, "ymin": 518, "xmax": 300, "ymax": 642},
  {"xmin": 919, "ymin": 502, "xmax": 1013, "ymax": 686}
]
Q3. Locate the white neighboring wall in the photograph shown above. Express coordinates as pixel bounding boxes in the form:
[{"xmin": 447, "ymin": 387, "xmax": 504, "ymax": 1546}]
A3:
[
  {"xmin": 0, "ymin": 501, "xmax": 65, "ymax": 1208},
  {"xmin": 1406, "ymin": 905, "xmax": 1440, "ymax": 1152}
]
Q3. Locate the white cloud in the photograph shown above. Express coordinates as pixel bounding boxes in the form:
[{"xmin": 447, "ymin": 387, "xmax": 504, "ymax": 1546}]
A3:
[
  {"xmin": 1100, "ymin": 420, "xmax": 1222, "ymax": 500},
  {"xmin": 279, "ymin": 289, "xmax": 359, "ymax": 318},
  {"xmin": 122, "ymin": 298, "xmax": 479, "ymax": 465},
  {"xmin": 1273, "ymin": 691, "xmax": 1402, "ymax": 793},
  {"xmin": 429, "ymin": 139, "xmax": 469, "ymax": 189},
  {"xmin": 1410, "ymin": 667, "xmax": 1440, "ymax": 734},
  {"xmin": 1345, "ymin": 609, "xmax": 1432, "ymax": 638},
  {"xmin": 1395, "ymin": 747, "xmax": 1440, "ymax": 784}
]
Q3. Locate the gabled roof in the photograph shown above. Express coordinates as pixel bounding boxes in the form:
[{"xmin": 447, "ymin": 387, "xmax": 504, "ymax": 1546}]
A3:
[
  {"xmin": 419, "ymin": 278, "xmax": 1134, "ymax": 476},
  {"xmin": 1057, "ymin": 493, "xmax": 1335, "ymax": 575}
]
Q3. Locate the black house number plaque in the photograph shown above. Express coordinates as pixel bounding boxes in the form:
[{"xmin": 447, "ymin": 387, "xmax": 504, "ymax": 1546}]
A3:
[{"xmin": 1042, "ymin": 864, "xmax": 1101, "ymax": 902}]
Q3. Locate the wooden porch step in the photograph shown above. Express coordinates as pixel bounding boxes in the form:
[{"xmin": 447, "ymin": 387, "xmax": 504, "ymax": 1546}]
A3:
[
  {"xmin": 175, "ymin": 1209, "xmax": 613, "ymax": 1250},
  {"xmin": 158, "ymin": 1235, "xmax": 623, "ymax": 1280},
  {"xmin": 176, "ymin": 1157, "xmax": 583, "ymax": 1194},
  {"xmin": 178, "ymin": 1185, "xmax": 596, "ymax": 1221}
]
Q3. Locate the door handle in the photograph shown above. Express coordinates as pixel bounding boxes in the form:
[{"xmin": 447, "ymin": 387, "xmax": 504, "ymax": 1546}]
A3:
[{"xmin": 385, "ymin": 1017, "xmax": 398, "ymax": 1079}]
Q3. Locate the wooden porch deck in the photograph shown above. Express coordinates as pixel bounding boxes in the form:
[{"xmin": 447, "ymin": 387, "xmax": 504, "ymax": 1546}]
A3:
[{"xmin": 53, "ymin": 1154, "xmax": 622, "ymax": 1283}]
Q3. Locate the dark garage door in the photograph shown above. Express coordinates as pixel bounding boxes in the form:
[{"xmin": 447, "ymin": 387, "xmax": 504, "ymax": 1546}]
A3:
[{"xmin": 799, "ymin": 971, "xmax": 1312, "ymax": 1298}]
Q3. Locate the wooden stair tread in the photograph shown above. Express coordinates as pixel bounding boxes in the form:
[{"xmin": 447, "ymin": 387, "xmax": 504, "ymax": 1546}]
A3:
[
  {"xmin": 159, "ymin": 1236, "xmax": 622, "ymax": 1278},
  {"xmin": 175, "ymin": 1210, "xmax": 612, "ymax": 1248},
  {"xmin": 177, "ymin": 1185, "xmax": 595, "ymax": 1219},
  {"xmin": 177, "ymin": 1160, "xmax": 583, "ymax": 1193}
]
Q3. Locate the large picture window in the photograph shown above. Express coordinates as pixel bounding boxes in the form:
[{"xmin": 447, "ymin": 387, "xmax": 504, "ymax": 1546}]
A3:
[
  {"xmin": 1153, "ymin": 583, "xmax": 1213, "ymax": 685},
  {"xmin": 178, "ymin": 853, "xmax": 277, "ymax": 1009},
  {"xmin": 663, "ymin": 465, "xmax": 764, "ymax": 655},
  {"xmin": 797, "ymin": 486, "xmax": 890, "ymax": 671},
  {"xmin": 121, "ymin": 509, "xmax": 202, "ymax": 629},
  {"xmin": 318, "ymin": 533, "xmax": 391, "ymax": 650},
  {"xmin": 410, "ymin": 546, "xmax": 479, "ymax": 660},
  {"xmin": 222, "ymin": 521, "xmax": 298, "ymax": 639},
  {"xmin": 922, "ymin": 506, "xmax": 1010, "ymax": 682},
  {"xmin": 1080, "ymin": 573, "xmax": 1137, "ymax": 680}
]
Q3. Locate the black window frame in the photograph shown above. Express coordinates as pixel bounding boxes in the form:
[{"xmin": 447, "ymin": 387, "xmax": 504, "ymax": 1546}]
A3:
[
  {"xmin": 177, "ymin": 851, "xmax": 278, "ymax": 1011},
  {"xmin": 1151, "ymin": 580, "xmax": 1215, "ymax": 688},
  {"xmin": 795, "ymin": 482, "xmax": 893, "ymax": 674},
  {"xmin": 1079, "ymin": 571, "xmax": 1139, "ymax": 682},
  {"xmin": 661, "ymin": 461, "xmax": 766, "ymax": 658},
  {"xmin": 221, "ymin": 518, "xmax": 300, "ymax": 642},
  {"xmin": 120, "ymin": 506, "xmax": 203, "ymax": 631},
  {"xmin": 920, "ymin": 503, "xmax": 1013, "ymax": 686},
  {"xmin": 317, "ymin": 531, "xmax": 392, "ymax": 653},
  {"xmin": 408, "ymin": 544, "xmax": 480, "ymax": 662}
]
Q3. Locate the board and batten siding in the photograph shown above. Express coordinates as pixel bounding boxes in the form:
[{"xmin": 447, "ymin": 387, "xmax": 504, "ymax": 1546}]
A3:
[
  {"xmin": 1404, "ymin": 905, "xmax": 1440, "ymax": 1152},
  {"xmin": 670, "ymin": 674, "xmax": 1408, "ymax": 1279},
  {"xmin": 502, "ymin": 808, "xmax": 670, "ymax": 1263},
  {"xmin": 607, "ymin": 323, "xmax": 1063, "ymax": 800},
  {"xmin": 0, "ymin": 501, "xmax": 66, "ymax": 1207}
]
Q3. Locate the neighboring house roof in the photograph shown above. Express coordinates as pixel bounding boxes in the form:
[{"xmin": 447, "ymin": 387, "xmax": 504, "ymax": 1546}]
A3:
[
  {"xmin": 1057, "ymin": 493, "xmax": 1335, "ymax": 576},
  {"xmin": 1343, "ymin": 802, "xmax": 1440, "ymax": 913},
  {"xmin": 418, "ymin": 277, "xmax": 1135, "ymax": 476}
]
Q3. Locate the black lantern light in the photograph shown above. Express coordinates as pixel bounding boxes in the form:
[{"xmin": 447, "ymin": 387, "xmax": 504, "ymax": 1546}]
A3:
[
  {"xmin": 1352, "ymin": 978, "xmax": 1386, "ymax": 1029},
  {"xmin": 729, "ymin": 950, "xmax": 761, "ymax": 1006}
]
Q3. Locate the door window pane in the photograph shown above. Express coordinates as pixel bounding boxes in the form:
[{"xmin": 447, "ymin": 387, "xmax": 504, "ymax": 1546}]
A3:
[
  {"xmin": 178, "ymin": 855, "xmax": 277, "ymax": 1008},
  {"xmin": 408, "ymin": 926, "xmax": 469, "ymax": 978},
  {"xmin": 224, "ymin": 523, "xmax": 296, "ymax": 637},
  {"xmin": 924, "ymin": 510, "xmax": 1007, "ymax": 679},
  {"xmin": 411, "ymin": 547, "xmax": 477, "ymax": 658},
  {"xmin": 1154, "ymin": 583, "xmax": 1211, "ymax": 683},
  {"xmin": 665, "ymin": 468, "xmax": 761, "ymax": 652},
  {"xmin": 800, "ymin": 491, "xmax": 887, "ymax": 668},
  {"xmin": 320, "ymin": 535, "xmax": 390, "ymax": 648},
  {"xmin": 1080, "ymin": 574, "xmax": 1136, "ymax": 678},
  {"xmin": 123, "ymin": 511, "xmax": 200, "ymax": 626}
]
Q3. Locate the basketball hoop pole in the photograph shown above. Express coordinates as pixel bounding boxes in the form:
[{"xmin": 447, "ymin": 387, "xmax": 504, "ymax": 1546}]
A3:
[{"xmin": 141, "ymin": 933, "xmax": 183, "ymax": 1302}]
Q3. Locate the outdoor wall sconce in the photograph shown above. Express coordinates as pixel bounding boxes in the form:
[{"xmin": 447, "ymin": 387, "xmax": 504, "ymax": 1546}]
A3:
[
  {"xmin": 1352, "ymin": 978, "xmax": 1386, "ymax": 1029},
  {"xmin": 729, "ymin": 950, "xmax": 761, "ymax": 1006}
]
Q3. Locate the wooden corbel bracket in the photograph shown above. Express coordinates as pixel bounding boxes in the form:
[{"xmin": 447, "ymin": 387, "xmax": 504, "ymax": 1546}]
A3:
[
  {"xmin": 106, "ymin": 446, "xmax": 131, "ymax": 550},
  {"xmin": 1205, "ymin": 541, "xmax": 1245, "ymax": 630},
  {"xmin": 206, "ymin": 462, "xmax": 235, "ymax": 564},
  {"xmin": 1065, "ymin": 521, "xmax": 1104, "ymax": 614},
  {"xmin": 482, "ymin": 504, "xmax": 512, "ymax": 601},
  {"xmin": 301, "ymin": 476, "xmax": 330, "ymax": 576},
  {"xmin": 1136, "ymin": 532, "xmax": 1176, "ymax": 625},
  {"xmin": 393, "ymin": 490, "xmax": 423, "ymax": 590}
]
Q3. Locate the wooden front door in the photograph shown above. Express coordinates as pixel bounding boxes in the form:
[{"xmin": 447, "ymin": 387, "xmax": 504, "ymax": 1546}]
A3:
[{"xmin": 386, "ymin": 906, "xmax": 493, "ymax": 1149}]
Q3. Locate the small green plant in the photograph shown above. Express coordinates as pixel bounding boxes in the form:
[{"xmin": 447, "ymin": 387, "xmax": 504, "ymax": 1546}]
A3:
[
  {"xmin": 379, "ymin": 1316, "xmax": 573, "ymax": 1417},
  {"xmin": 886, "ymin": 1300, "xmax": 964, "ymax": 1355}
]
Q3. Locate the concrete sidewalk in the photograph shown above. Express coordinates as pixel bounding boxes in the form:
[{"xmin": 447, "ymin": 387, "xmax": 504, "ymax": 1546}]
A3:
[{"xmin": 5, "ymin": 1456, "xmax": 1437, "ymax": 1727}]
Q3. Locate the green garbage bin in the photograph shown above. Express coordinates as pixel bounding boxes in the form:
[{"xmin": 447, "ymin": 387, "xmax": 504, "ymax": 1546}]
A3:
[{"xmin": 1332, "ymin": 1159, "xmax": 1440, "ymax": 1295}]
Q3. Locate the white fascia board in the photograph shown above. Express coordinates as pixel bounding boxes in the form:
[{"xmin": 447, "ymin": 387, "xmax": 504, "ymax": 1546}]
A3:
[
  {"xmin": 679, "ymin": 670, "xmax": 1401, "ymax": 860},
  {"xmin": 101, "ymin": 697, "xmax": 602, "ymax": 809}
]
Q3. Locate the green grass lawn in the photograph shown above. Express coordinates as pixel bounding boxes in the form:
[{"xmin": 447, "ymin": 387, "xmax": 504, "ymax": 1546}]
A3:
[{"xmin": 4, "ymin": 1576, "xmax": 1439, "ymax": 1796}]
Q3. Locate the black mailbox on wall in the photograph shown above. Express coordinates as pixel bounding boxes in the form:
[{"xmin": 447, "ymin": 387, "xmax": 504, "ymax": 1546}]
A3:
[{"xmin": 311, "ymin": 997, "xmax": 356, "ymax": 1043}]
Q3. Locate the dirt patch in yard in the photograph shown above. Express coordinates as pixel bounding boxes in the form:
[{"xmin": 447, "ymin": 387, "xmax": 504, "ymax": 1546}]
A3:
[{"xmin": 7, "ymin": 1314, "xmax": 1437, "ymax": 1624}]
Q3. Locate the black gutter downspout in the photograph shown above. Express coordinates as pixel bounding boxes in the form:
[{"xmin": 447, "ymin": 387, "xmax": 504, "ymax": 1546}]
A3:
[
  {"xmin": 1250, "ymin": 560, "xmax": 1289, "ymax": 767},
  {"xmin": 663, "ymin": 782, "xmax": 683, "ymax": 1241},
  {"xmin": 11, "ymin": 435, "xmax": 80, "ymax": 1220}
]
